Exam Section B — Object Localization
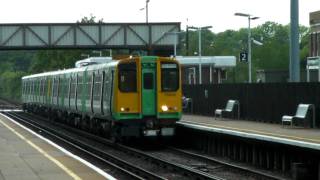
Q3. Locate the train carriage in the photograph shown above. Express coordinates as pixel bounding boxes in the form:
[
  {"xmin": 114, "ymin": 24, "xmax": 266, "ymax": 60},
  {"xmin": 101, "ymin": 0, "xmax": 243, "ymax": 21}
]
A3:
[{"xmin": 22, "ymin": 56, "xmax": 182, "ymax": 139}]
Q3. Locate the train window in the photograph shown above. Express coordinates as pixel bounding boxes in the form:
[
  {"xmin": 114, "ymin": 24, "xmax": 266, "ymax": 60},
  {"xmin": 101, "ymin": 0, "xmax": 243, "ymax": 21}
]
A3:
[
  {"xmin": 31, "ymin": 81, "xmax": 34, "ymax": 95},
  {"xmin": 87, "ymin": 72, "xmax": 93, "ymax": 100},
  {"xmin": 44, "ymin": 79, "xmax": 47, "ymax": 96},
  {"xmin": 40, "ymin": 79, "xmax": 43, "ymax": 96},
  {"xmin": 57, "ymin": 78, "xmax": 60, "ymax": 97},
  {"xmin": 70, "ymin": 76, "xmax": 76, "ymax": 99},
  {"xmin": 22, "ymin": 81, "xmax": 25, "ymax": 95},
  {"xmin": 36, "ymin": 80, "xmax": 39, "ymax": 96},
  {"xmin": 77, "ymin": 75, "xmax": 83, "ymax": 97},
  {"xmin": 161, "ymin": 63, "xmax": 179, "ymax": 92},
  {"xmin": 22, "ymin": 81, "xmax": 27, "ymax": 95},
  {"xmin": 26, "ymin": 81, "xmax": 28, "ymax": 95},
  {"xmin": 53, "ymin": 78, "xmax": 58, "ymax": 97},
  {"xmin": 143, "ymin": 73, "xmax": 153, "ymax": 89},
  {"xmin": 39, "ymin": 80, "xmax": 41, "ymax": 95},
  {"xmin": 38, "ymin": 80, "xmax": 41, "ymax": 96},
  {"xmin": 118, "ymin": 62, "xmax": 137, "ymax": 92},
  {"xmin": 60, "ymin": 77, "xmax": 66, "ymax": 98},
  {"xmin": 38, "ymin": 80, "xmax": 40, "ymax": 95},
  {"xmin": 93, "ymin": 73, "xmax": 102, "ymax": 101}
]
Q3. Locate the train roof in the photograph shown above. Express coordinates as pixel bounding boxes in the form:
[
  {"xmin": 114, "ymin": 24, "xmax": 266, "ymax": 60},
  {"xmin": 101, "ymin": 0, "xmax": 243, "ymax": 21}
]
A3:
[
  {"xmin": 22, "ymin": 60, "xmax": 119, "ymax": 80},
  {"xmin": 75, "ymin": 57, "xmax": 113, "ymax": 68},
  {"xmin": 22, "ymin": 56, "xmax": 178, "ymax": 80}
]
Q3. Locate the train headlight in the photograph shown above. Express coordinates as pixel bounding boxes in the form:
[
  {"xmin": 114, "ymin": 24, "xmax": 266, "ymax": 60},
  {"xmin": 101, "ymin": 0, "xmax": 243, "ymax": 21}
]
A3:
[
  {"xmin": 120, "ymin": 107, "xmax": 130, "ymax": 112},
  {"xmin": 161, "ymin": 105, "xmax": 168, "ymax": 112}
]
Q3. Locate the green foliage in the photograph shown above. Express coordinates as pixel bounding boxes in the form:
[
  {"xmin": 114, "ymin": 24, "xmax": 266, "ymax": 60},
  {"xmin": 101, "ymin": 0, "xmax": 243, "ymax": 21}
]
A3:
[
  {"xmin": 29, "ymin": 50, "xmax": 87, "ymax": 73},
  {"xmin": 184, "ymin": 21, "xmax": 309, "ymax": 82},
  {"xmin": 0, "ymin": 70, "xmax": 27, "ymax": 101},
  {"xmin": 77, "ymin": 14, "xmax": 104, "ymax": 23}
]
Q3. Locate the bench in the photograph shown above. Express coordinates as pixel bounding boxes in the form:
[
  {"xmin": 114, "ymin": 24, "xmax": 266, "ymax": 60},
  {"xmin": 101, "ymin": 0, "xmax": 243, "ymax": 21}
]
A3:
[
  {"xmin": 214, "ymin": 100, "xmax": 240, "ymax": 119},
  {"xmin": 182, "ymin": 97, "xmax": 193, "ymax": 113},
  {"xmin": 282, "ymin": 104, "xmax": 315, "ymax": 128}
]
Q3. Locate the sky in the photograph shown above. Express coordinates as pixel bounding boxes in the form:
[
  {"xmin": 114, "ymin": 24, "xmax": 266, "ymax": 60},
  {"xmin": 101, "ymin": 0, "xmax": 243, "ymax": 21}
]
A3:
[{"xmin": 1, "ymin": 0, "xmax": 319, "ymax": 32}]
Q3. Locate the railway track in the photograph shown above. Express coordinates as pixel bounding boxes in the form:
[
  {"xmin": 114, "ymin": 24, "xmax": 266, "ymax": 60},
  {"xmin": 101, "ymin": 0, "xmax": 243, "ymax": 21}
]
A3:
[
  {"xmin": 0, "ymin": 97, "xmax": 287, "ymax": 180},
  {"xmin": 4, "ymin": 111, "xmax": 287, "ymax": 180},
  {"xmin": 3, "ymin": 112, "xmax": 162, "ymax": 180},
  {"xmin": 0, "ymin": 98, "xmax": 20, "ymax": 110},
  {"xmin": 4, "ymin": 112, "xmax": 224, "ymax": 180},
  {"xmin": 140, "ymin": 146, "xmax": 286, "ymax": 180}
]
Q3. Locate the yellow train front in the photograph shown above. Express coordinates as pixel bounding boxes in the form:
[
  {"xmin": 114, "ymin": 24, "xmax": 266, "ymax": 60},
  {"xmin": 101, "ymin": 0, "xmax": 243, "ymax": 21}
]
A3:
[{"xmin": 113, "ymin": 56, "xmax": 182, "ymax": 138}]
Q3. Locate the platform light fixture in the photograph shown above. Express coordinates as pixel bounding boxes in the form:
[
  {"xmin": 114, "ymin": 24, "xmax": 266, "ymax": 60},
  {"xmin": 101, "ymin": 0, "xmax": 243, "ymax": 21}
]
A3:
[
  {"xmin": 235, "ymin": 12, "xmax": 259, "ymax": 83},
  {"xmin": 140, "ymin": 0, "xmax": 150, "ymax": 23},
  {"xmin": 188, "ymin": 26, "xmax": 212, "ymax": 84}
]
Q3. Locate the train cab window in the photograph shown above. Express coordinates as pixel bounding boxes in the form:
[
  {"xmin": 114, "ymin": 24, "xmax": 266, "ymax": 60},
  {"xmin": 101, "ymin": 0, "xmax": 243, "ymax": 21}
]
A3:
[
  {"xmin": 143, "ymin": 73, "xmax": 153, "ymax": 89},
  {"xmin": 118, "ymin": 62, "xmax": 137, "ymax": 92},
  {"xmin": 161, "ymin": 63, "xmax": 179, "ymax": 92}
]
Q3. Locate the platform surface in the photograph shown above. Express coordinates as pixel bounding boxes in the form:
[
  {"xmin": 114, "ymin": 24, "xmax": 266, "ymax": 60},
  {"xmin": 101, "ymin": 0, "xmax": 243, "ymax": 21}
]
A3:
[
  {"xmin": 179, "ymin": 114, "xmax": 320, "ymax": 150},
  {"xmin": 0, "ymin": 113, "xmax": 112, "ymax": 180}
]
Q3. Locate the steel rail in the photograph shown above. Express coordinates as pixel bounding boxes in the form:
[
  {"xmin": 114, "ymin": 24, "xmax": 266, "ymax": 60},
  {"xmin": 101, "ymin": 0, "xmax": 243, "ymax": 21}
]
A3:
[
  {"xmin": 166, "ymin": 146, "xmax": 285, "ymax": 180},
  {"xmin": 16, "ymin": 112, "xmax": 224, "ymax": 180},
  {"xmin": 4, "ymin": 112, "xmax": 165, "ymax": 180}
]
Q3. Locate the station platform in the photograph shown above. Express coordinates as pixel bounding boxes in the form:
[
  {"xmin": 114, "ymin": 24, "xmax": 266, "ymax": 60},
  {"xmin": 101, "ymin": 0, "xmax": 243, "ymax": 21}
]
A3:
[
  {"xmin": 179, "ymin": 114, "xmax": 320, "ymax": 151},
  {"xmin": 0, "ymin": 113, "xmax": 115, "ymax": 180}
]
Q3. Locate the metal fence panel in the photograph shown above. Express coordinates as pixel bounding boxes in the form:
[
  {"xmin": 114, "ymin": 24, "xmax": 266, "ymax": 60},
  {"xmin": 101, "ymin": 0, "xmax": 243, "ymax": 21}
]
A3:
[{"xmin": 183, "ymin": 83, "xmax": 320, "ymax": 127}]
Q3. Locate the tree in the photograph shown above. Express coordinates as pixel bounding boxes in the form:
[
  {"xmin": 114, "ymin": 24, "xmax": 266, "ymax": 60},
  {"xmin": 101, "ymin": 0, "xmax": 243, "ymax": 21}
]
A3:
[{"xmin": 77, "ymin": 14, "xmax": 104, "ymax": 23}]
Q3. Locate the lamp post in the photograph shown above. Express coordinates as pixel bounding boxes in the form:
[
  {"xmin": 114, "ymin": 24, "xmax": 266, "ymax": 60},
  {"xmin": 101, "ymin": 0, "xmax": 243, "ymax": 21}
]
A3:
[
  {"xmin": 165, "ymin": 32, "xmax": 183, "ymax": 57},
  {"xmin": 140, "ymin": 0, "xmax": 150, "ymax": 23},
  {"xmin": 188, "ymin": 26, "xmax": 212, "ymax": 84},
  {"xmin": 290, "ymin": 0, "xmax": 300, "ymax": 82},
  {"xmin": 235, "ymin": 13, "xmax": 259, "ymax": 83}
]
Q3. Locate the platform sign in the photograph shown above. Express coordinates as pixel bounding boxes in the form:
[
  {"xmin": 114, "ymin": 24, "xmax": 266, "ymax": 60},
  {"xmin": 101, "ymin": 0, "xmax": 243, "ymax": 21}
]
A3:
[{"xmin": 239, "ymin": 52, "xmax": 248, "ymax": 62}]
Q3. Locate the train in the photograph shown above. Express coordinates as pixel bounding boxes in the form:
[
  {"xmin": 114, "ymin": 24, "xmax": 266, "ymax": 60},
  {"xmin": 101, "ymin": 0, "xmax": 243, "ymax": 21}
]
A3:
[{"xmin": 22, "ymin": 56, "xmax": 182, "ymax": 140}]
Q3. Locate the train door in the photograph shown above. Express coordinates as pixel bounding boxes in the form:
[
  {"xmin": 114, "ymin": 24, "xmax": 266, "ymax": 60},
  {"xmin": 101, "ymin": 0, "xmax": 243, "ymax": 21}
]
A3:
[
  {"xmin": 103, "ymin": 69, "xmax": 113, "ymax": 117},
  {"xmin": 141, "ymin": 63, "xmax": 156, "ymax": 116}
]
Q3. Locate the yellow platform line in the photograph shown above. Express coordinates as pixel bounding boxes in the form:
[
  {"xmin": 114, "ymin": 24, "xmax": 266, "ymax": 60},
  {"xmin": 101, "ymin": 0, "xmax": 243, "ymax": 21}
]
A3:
[
  {"xmin": 182, "ymin": 120, "xmax": 320, "ymax": 144},
  {"xmin": 0, "ymin": 118, "xmax": 82, "ymax": 180}
]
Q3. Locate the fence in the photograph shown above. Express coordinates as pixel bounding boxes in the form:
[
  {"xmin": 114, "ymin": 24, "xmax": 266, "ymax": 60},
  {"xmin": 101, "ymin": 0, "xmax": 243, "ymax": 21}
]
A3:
[{"xmin": 183, "ymin": 83, "xmax": 320, "ymax": 127}]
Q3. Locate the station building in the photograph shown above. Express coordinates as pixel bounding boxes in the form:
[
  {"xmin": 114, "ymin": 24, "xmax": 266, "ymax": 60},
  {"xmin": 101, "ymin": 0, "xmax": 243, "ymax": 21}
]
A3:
[
  {"xmin": 176, "ymin": 56, "xmax": 236, "ymax": 84},
  {"xmin": 310, "ymin": 10, "xmax": 320, "ymax": 57}
]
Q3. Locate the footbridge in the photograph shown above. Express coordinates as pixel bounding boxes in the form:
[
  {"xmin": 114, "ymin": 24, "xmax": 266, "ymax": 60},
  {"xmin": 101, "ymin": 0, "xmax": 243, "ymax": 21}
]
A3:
[{"xmin": 0, "ymin": 22, "xmax": 180, "ymax": 54}]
